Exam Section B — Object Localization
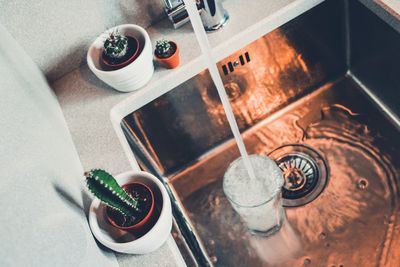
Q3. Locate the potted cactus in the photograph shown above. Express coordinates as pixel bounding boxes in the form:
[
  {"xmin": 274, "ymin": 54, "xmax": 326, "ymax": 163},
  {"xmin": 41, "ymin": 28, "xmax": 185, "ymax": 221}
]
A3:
[
  {"xmin": 154, "ymin": 39, "xmax": 180, "ymax": 69},
  {"xmin": 101, "ymin": 29, "xmax": 140, "ymax": 71},
  {"xmin": 87, "ymin": 170, "xmax": 173, "ymax": 254},
  {"xmin": 87, "ymin": 24, "xmax": 155, "ymax": 92},
  {"xmin": 85, "ymin": 169, "xmax": 155, "ymax": 231}
]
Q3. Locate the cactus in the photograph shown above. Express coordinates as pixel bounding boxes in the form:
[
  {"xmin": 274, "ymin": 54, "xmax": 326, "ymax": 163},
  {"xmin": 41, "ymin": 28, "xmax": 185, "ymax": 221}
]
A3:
[
  {"xmin": 155, "ymin": 39, "xmax": 172, "ymax": 58},
  {"xmin": 85, "ymin": 169, "xmax": 139, "ymax": 217},
  {"xmin": 103, "ymin": 30, "xmax": 128, "ymax": 59}
]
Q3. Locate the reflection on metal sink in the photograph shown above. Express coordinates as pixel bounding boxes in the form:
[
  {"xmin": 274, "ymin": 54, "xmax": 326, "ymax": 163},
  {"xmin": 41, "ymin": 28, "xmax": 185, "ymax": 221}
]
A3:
[
  {"xmin": 172, "ymin": 79, "xmax": 400, "ymax": 266},
  {"xmin": 121, "ymin": 0, "xmax": 400, "ymax": 266}
]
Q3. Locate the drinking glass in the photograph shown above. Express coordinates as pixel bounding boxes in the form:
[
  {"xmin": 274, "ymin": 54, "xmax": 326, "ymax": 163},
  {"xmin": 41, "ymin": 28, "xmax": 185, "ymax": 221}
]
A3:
[{"xmin": 223, "ymin": 155, "xmax": 285, "ymax": 236}]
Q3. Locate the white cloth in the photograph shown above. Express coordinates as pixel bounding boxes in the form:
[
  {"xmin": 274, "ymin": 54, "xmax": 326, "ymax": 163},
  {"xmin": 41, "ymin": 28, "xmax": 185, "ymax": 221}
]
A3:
[{"xmin": 0, "ymin": 23, "xmax": 118, "ymax": 267}]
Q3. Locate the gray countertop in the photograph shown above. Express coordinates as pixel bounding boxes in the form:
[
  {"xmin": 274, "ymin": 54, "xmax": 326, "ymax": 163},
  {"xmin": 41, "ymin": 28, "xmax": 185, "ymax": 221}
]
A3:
[
  {"xmin": 52, "ymin": 17, "xmax": 201, "ymax": 266},
  {"xmin": 53, "ymin": 64, "xmax": 187, "ymax": 267},
  {"xmin": 54, "ymin": 67, "xmax": 187, "ymax": 267}
]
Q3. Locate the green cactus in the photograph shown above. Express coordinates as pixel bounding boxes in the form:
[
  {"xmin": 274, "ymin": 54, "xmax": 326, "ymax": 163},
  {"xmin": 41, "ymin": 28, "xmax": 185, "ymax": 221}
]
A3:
[
  {"xmin": 85, "ymin": 169, "xmax": 139, "ymax": 217},
  {"xmin": 155, "ymin": 39, "xmax": 172, "ymax": 58},
  {"xmin": 103, "ymin": 30, "xmax": 128, "ymax": 59}
]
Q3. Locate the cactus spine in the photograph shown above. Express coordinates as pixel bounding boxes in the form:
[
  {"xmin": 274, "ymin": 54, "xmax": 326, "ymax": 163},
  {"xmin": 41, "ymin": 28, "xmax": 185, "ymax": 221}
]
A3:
[
  {"xmin": 155, "ymin": 39, "xmax": 172, "ymax": 58},
  {"xmin": 85, "ymin": 169, "xmax": 139, "ymax": 217},
  {"xmin": 103, "ymin": 30, "xmax": 128, "ymax": 59}
]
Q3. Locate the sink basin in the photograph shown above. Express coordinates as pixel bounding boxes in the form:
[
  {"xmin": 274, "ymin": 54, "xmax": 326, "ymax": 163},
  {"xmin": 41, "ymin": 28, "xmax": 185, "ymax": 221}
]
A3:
[
  {"xmin": 170, "ymin": 78, "xmax": 400, "ymax": 266},
  {"xmin": 120, "ymin": 0, "xmax": 400, "ymax": 266}
]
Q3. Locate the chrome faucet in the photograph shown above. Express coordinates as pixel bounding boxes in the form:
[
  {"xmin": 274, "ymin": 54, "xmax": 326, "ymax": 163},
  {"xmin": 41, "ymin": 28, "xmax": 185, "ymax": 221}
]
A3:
[{"xmin": 162, "ymin": 0, "xmax": 229, "ymax": 32}]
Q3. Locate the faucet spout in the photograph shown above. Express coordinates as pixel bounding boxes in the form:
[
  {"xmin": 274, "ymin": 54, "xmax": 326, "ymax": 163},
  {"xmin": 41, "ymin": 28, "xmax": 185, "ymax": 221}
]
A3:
[{"xmin": 197, "ymin": 0, "xmax": 229, "ymax": 32}]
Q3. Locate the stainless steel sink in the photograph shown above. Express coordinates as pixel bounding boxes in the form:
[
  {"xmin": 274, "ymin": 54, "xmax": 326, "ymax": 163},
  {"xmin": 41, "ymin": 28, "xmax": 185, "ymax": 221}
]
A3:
[
  {"xmin": 121, "ymin": 0, "xmax": 400, "ymax": 266},
  {"xmin": 169, "ymin": 78, "xmax": 400, "ymax": 266}
]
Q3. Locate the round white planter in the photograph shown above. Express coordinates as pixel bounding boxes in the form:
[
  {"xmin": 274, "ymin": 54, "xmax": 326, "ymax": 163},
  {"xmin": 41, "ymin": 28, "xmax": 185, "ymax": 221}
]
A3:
[
  {"xmin": 88, "ymin": 171, "xmax": 172, "ymax": 254},
  {"xmin": 87, "ymin": 24, "xmax": 154, "ymax": 92}
]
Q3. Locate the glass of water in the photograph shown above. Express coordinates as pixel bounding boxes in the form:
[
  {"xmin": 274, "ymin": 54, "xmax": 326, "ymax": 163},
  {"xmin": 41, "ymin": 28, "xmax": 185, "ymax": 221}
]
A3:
[{"xmin": 223, "ymin": 155, "xmax": 285, "ymax": 236}]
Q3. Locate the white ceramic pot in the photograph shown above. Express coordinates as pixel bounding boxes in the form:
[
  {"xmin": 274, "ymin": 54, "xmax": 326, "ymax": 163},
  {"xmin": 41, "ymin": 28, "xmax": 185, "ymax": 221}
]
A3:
[
  {"xmin": 88, "ymin": 171, "xmax": 172, "ymax": 254},
  {"xmin": 87, "ymin": 24, "xmax": 154, "ymax": 92}
]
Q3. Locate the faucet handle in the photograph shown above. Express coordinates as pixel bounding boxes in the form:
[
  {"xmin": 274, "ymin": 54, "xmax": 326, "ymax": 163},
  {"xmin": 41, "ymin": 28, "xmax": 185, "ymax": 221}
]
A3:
[
  {"xmin": 165, "ymin": 2, "xmax": 190, "ymax": 29},
  {"xmin": 163, "ymin": 0, "xmax": 184, "ymax": 10},
  {"xmin": 163, "ymin": 0, "xmax": 229, "ymax": 31}
]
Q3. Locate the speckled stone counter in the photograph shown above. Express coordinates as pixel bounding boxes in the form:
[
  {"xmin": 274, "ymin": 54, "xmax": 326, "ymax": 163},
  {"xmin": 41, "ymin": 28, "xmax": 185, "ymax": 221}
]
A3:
[
  {"xmin": 51, "ymin": 15, "xmax": 204, "ymax": 265},
  {"xmin": 53, "ymin": 64, "xmax": 187, "ymax": 267}
]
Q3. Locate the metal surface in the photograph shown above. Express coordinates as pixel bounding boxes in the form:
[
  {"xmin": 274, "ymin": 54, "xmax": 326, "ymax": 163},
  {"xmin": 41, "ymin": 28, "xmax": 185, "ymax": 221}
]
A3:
[
  {"xmin": 171, "ymin": 78, "xmax": 400, "ymax": 266},
  {"xmin": 124, "ymin": 0, "xmax": 346, "ymax": 177},
  {"xmin": 121, "ymin": 0, "xmax": 400, "ymax": 266},
  {"xmin": 162, "ymin": 0, "xmax": 229, "ymax": 31},
  {"xmin": 162, "ymin": 0, "xmax": 190, "ymax": 29},
  {"xmin": 268, "ymin": 144, "xmax": 329, "ymax": 207},
  {"xmin": 350, "ymin": 0, "xmax": 400, "ymax": 117},
  {"xmin": 197, "ymin": 0, "xmax": 229, "ymax": 32}
]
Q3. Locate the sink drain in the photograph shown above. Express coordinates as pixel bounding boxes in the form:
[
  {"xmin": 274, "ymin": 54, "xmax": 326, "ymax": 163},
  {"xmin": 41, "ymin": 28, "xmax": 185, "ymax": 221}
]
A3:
[{"xmin": 268, "ymin": 144, "xmax": 328, "ymax": 207}]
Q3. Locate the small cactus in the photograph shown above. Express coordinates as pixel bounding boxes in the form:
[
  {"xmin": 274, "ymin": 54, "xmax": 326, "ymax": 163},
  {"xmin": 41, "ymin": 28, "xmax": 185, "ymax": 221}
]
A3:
[
  {"xmin": 155, "ymin": 39, "xmax": 172, "ymax": 58},
  {"xmin": 103, "ymin": 30, "xmax": 128, "ymax": 59},
  {"xmin": 85, "ymin": 169, "xmax": 139, "ymax": 217}
]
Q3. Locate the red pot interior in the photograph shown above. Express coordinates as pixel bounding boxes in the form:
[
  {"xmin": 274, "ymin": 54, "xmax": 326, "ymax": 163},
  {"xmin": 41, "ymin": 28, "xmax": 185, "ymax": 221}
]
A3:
[{"xmin": 105, "ymin": 182, "xmax": 155, "ymax": 232}]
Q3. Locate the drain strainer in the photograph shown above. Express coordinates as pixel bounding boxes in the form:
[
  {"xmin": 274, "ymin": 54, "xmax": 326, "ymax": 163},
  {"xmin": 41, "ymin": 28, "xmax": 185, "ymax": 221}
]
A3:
[{"xmin": 268, "ymin": 144, "xmax": 328, "ymax": 207}]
